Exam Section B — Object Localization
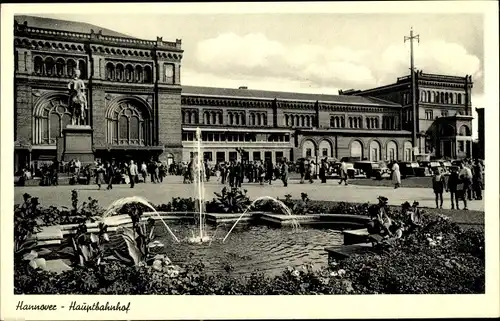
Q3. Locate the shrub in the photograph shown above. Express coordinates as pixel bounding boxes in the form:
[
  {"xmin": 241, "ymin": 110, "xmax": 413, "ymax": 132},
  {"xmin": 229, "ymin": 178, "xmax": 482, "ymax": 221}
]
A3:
[{"xmin": 205, "ymin": 187, "xmax": 251, "ymax": 214}]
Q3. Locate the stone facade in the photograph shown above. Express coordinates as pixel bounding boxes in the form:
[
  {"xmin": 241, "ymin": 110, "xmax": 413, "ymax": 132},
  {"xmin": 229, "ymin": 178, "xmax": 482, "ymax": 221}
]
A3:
[{"xmin": 13, "ymin": 16, "xmax": 477, "ymax": 173}]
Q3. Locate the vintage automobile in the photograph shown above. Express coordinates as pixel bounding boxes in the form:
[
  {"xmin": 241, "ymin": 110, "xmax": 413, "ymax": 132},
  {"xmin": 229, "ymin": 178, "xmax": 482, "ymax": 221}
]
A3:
[
  {"xmin": 398, "ymin": 162, "xmax": 420, "ymax": 178},
  {"xmin": 353, "ymin": 161, "xmax": 390, "ymax": 179}
]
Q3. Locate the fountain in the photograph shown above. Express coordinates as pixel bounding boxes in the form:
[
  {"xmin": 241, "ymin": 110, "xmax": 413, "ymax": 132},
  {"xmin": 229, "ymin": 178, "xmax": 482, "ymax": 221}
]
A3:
[
  {"xmin": 222, "ymin": 196, "xmax": 300, "ymax": 243},
  {"xmin": 187, "ymin": 127, "xmax": 211, "ymax": 244},
  {"xmin": 101, "ymin": 196, "xmax": 180, "ymax": 243}
]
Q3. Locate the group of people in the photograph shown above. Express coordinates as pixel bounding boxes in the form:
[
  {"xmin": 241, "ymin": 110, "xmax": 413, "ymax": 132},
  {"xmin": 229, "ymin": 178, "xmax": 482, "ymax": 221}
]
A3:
[
  {"xmin": 367, "ymin": 196, "xmax": 422, "ymax": 242},
  {"xmin": 431, "ymin": 159, "xmax": 484, "ymax": 210},
  {"xmin": 183, "ymin": 158, "xmax": 291, "ymax": 187},
  {"xmin": 92, "ymin": 159, "xmax": 170, "ymax": 190}
]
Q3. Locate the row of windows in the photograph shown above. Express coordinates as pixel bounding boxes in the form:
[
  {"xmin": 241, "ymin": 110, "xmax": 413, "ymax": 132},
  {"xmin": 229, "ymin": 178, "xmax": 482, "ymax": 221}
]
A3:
[
  {"xmin": 284, "ymin": 114, "xmax": 314, "ymax": 127},
  {"xmin": 33, "ymin": 56, "xmax": 87, "ymax": 79},
  {"xmin": 402, "ymin": 91, "xmax": 465, "ymax": 105},
  {"xmin": 105, "ymin": 62, "xmax": 153, "ymax": 83},
  {"xmin": 202, "ymin": 111, "xmax": 223, "ymax": 125},
  {"xmin": 182, "ymin": 131, "xmax": 290, "ymax": 142},
  {"xmin": 249, "ymin": 112, "xmax": 268, "ymax": 126},
  {"xmin": 381, "ymin": 116, "xmax": 397, "ymax": 130},
  {"xmin": 183, "ymin": 110, "xmax": 269, "ymax": 126},
  {"xmin": 194, "ymin": 150, "xmax": 286, "ymax": 163}
]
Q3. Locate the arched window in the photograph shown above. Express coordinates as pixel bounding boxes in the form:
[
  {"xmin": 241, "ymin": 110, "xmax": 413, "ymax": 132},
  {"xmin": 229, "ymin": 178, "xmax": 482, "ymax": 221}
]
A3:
[
  {"xmin": 242, "ymin": 113, "xmax": 247, "ymax": 125},
  {"xmin": 116, "ymin": 64, "xmax": 124, "ymax": 81},
  {"xmin": 386, "ymin": 141, "xmax": 397, "ymax": 161},
  {"xmin": 457, "ymin": 94, "xmax": 462, "ymax": 104},
  {"xmin": 290, "ymin": 115, "xmax": 295, "ymax": 126},
  {"xmin": 67, "ymin": 59, "xmax": 76, "ymax": 78},
  {"xmin": 204, "ymin": 111, "xmax": 210, "ymax": 124},
  {"xmin": 302, "ymin": 139, "xmax": 316, "ymax": 158},
  {"xmin": 349, "ymin": 117, "xmax": 353, "ymax": 128},
  {"xmin": 300, "ymin": 115, "xmax": 305, "ymax": 127},
  {"xmin": 34, "ymin": 56, "xmax": 44, "ymax": 75},
  {"xmin": 125, "ymin": 65, "xmax": 134, "ymax": 82},
  {"xmin": 257, "ymin": 113, "xmax": 261, "ymax": 126},
  {"xmin": 229, "ymin": 113, "xmax": 234, "ymax": 125},
  {"xmin": 422, "ymin": 91, "xmax": 426, "ymax": 102},
  {"xmin": 366, "ymin": 118, "xmax": 370, "ymax": 129},
  {"xmin": 374, "ymin": 118, "xmax": 379, "ymax": 129},
  {"xmin": 144, "ymin": 65, "xmax": 152, "ymax": 83},
  {"xmin": 319, "ymin": 140, "xmax": 333, "ymax": 158},
  {"xmin": 427, "ymin": 91, "xmax": 431, "ymax": 102},
  {"xmin": 106, "ymin": 100, "xmax": 151, "ymax": 145},
  {"xmin": 404, "ymin": 141, "xmax": 413, "ymax": 161},
  {"xmin": 350, "ymin": 140, "xmax": 363, "ymax": 159},
  {"xmin": 459, "ymin": 125, "xmax": 471, "ymax": 136},
  {"xmin": 306, "ymin": 116, "xmax": 311, "ymax": 127},
  {"xmin": 55, "ymin": 58, "xmax": 65, "ymax": 77},
  {"xmin": 235, "ymin": 113, "xmax": 240, "ymax": 125},
  {"xmin": 369, "ymin": 140, "xmax": 381, "ymax": 162},
  {"xmin": 45, "ymin": 57, "xmax": 55, "ymax": 76},
  {"xmin": 211, "ymin": 112, "xmax": 217, "ymax": 125},
  {"xmin": 341, "ymin": 116, "xmax": 345, "ymax": 128},
  {"xmin": 135, "ymin": 65, "xmax": 143, "ymax": 82},
  {"xmin": 435, "ymin": 92, "xmax": 440, "ymax": 103},
  {"xmin": 440, "ymin": 92, "xmax": 445, "ymax": 103},
  {"xmin": 253, "ymin": 113, "xmax": 257, "ymax": 126},
  {"xmin": 262, "ymin": 113, "xmax": 267, "ymax": 126},
  {"xmin": 106, "ymin": 63, "xmax": 115, "ymax": 81},
  {"xmin": 445, "ymin": 92, "xmax": 449, "ymax": 104},
  {"xmin": 33, "ymin": 96, "xmax": 72, "ymax": 145},
  {"xmin": 218, "ymin": 112, "xmax": 223, "ymax": 124},
  {"xmin": 182, "ymin": 110, "xmax": 186, "ymax": 123}
]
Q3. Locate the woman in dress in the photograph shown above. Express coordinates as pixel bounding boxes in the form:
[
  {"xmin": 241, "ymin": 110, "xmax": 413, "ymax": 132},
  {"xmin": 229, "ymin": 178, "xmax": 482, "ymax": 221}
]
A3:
[
  {"xmin": 95, "ymin": 161, "xmax": 105, "ymax": 190},
  {"xmin": 391, "ymin": 161, "xmax": 401, "ymax": 189}
]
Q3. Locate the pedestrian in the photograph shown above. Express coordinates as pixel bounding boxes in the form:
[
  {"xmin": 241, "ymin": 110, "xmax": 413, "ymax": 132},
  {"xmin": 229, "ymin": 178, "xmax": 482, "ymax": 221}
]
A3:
[
  {"xmin": 320, "ymin": 159, "xmax": 327, "ymax": 183},
  {"xmin": 458, "ymin": 162, "xmax": 472, "ymax": 210},
  {"xmin": 446, "ymin": 167, "xmax": 460, "ymax": 209},
  {"xmin": 281, "ymin": 158, "xmax": 289, "ymax": 187},
  {"xmin": 299, "ymin": 159, "xmax": 305, "ymax": 184},
  {"xmin": 473, "ymin": 159, "xmax": 484, "ymax": 200},
  {"xmin": 95, "ymin": 161, "xmax": 105, "ymax": 190},
  {"xmin": 105, "ymin": 161, "xmax": 115, "ymax": 190},
  {"xmin": 309, "ymin": 161, "xmax": 316, "ymax": 184},
  {"xmin": 391, "ymin": 161, "xmax": 401, "ymax": 189},
  {"xmin": 338, "ymin": 160, "xmax": 348, "ymax": 185},
  {"xmin": 141, "ymin": 162, "xmax": 148, "ymax": 183},
  {"xmin": 266, "ymin": 160, "xmax": 274, "ymax": 185},
  {"xmin": 129, "ymin": 160, "xmax": 138, "ymax": 188},
  {"xmin": 432, "ymin": 169, "xmax": 446, "ymax": 209}
]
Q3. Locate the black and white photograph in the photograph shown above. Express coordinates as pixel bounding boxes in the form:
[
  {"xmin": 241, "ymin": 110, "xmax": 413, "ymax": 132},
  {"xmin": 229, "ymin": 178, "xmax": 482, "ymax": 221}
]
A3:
[{"xmin": 1, "ymin": 1, "xmax": 499, "ymax": 320}]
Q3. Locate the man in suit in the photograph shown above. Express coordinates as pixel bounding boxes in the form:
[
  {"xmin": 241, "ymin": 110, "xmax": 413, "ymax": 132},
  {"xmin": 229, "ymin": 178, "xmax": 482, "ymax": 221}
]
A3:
[{"xmin": 129, "ymin": 160, "xmax": 138, "ymax": 188}]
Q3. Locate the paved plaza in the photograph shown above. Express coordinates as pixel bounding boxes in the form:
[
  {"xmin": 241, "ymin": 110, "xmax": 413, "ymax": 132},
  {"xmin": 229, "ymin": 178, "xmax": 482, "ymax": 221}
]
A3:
[{"xmin": 14, "ymin": 175, "xmax": 485, "ymax": 212}]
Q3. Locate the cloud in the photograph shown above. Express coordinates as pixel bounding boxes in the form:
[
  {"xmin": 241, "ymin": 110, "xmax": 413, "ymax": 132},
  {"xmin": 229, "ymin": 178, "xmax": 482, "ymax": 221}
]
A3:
[
  {"xmin": 192, "ymin": 33, "xmax": 483, "ymax": 94},
  {"xmin": 194, "ymin": 32, "xmax": 376, "ymax": 89}
]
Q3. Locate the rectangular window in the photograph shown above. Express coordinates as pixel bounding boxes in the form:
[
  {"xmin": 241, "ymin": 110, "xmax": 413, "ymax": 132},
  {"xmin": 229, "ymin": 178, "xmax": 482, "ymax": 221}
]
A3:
[
  {"xmin": 242, "ymin": 151, "xmax": 249, "ymax": 161},
  {"xmin": 216, "ymin": 152, "xmax": 225, "ymax": 163},
  {"xmin": 253, "ymin": 151, "xmax": 261, "ymax": 161},
  {"xmin": 264, "ymin": 151, "xmax": 272, "ymax": 161},
  {"xmin": 458, "ymin": 141, "xmax": 465, "ymax": 152},
  {"xmin": 229, "ymin": 152, "xmax": 237, "ymax": 161},
  {"xmin": 425, "ymin": 110, "xmax": 433, "ymax": 120},
  {"xmin": 203, "ymin": 152, "xmax": 213, "ymax": 162},
  {"xmin": 164, "ymin": 64, "xmax": 174, "ymax": 84},
  {"xmin": 275, "ymin": 151, "xmax": 284, "ymax": 162},
  {"xmin": 284, "ymin": 134, "xmax": 290, "ymax": 142},
  {"xmin": 306, "ymin": 148, "xmax": 312, "ymax": 157}
]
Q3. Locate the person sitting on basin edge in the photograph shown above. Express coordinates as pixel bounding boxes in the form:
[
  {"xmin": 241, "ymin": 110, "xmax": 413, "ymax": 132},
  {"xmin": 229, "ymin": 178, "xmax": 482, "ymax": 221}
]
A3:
[{"xmin": 367, "ymin": 196, "xmax": 393, "ymax": 239}]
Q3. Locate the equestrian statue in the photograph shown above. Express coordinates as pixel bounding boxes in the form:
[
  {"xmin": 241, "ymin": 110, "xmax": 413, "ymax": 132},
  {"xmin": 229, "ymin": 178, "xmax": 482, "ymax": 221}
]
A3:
[{"xmin": 67, "ymin": 69, "xmax": 88, "ymax": 126}]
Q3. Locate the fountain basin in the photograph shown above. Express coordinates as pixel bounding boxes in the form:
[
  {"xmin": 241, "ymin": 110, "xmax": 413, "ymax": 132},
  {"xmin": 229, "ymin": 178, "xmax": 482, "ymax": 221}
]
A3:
[{"xmin": 29, "ymin": 211, "xmax": 370, "ymax": 249}]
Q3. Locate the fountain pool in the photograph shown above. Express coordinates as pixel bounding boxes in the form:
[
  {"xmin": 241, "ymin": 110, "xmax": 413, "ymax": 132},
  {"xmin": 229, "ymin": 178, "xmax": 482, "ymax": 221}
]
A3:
[{"xmin": 109, "ymin": 221, "xmax": 342, "ymax": 276}]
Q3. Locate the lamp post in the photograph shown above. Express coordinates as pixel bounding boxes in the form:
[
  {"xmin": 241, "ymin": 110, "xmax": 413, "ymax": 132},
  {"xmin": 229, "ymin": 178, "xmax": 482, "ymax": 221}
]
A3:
[{"xmin": 405, "ymin": 27, "xmax": 420, "ymax": 161}]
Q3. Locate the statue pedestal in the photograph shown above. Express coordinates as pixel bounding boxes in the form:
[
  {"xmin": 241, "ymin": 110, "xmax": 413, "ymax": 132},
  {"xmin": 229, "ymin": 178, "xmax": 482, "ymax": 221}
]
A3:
[{"xmin": 61, "ymin": 125, "xmax": 95, "ymax": 164}]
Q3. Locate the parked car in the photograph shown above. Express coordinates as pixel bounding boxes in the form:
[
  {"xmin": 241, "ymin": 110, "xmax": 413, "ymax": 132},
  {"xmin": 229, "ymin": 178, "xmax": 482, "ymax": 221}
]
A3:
[
  {"xmin": 398, "ymin": 162, "xmax": 420, "ymax": 178},
  {"xmin": 353, "ymin": 161, "xmax": 389, "ymax": 179}
]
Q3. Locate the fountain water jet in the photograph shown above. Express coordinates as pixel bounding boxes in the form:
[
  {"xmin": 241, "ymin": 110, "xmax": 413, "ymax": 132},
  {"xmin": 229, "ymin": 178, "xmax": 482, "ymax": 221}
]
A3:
[
  {"xmin": 187, "ymin": 127, "xmax": 211, "ymax": 244},
  {"xmin": 222, "ymin": 196, "xmax": 300, "ymax": 243},
  {"xmin": 101, "ymin": 196, "xmax": 180, "ymax": 243}
]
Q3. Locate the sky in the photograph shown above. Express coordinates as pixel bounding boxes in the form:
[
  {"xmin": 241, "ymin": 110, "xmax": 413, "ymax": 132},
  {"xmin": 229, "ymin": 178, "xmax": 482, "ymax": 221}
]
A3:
[{"xmin": 34, "ymin": 12, "xmax": 484, "ymax": 136}]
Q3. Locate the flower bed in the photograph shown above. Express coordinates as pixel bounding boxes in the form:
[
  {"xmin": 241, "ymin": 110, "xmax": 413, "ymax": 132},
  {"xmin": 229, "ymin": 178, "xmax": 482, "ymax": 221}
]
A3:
[{"xmin": 14, "ymin": 188, "xmax": 485, "ymax": 294}]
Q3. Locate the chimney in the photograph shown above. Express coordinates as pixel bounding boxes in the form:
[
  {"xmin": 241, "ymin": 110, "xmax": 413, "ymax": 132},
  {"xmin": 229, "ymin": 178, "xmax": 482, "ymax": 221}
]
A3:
[{"xmin": 238, "ymin": 86, "xmax": 248, "ymax": 90}]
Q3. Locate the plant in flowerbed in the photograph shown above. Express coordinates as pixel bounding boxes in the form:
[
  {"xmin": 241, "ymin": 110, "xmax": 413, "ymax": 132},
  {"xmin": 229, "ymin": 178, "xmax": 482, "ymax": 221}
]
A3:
[
  {"xmin": 205, "ymin": 186, "xmax": 252, "ymax": 214},
  {"xmin": 335, "ymin": 213, "xmax": 485, "ymax": 294}
]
